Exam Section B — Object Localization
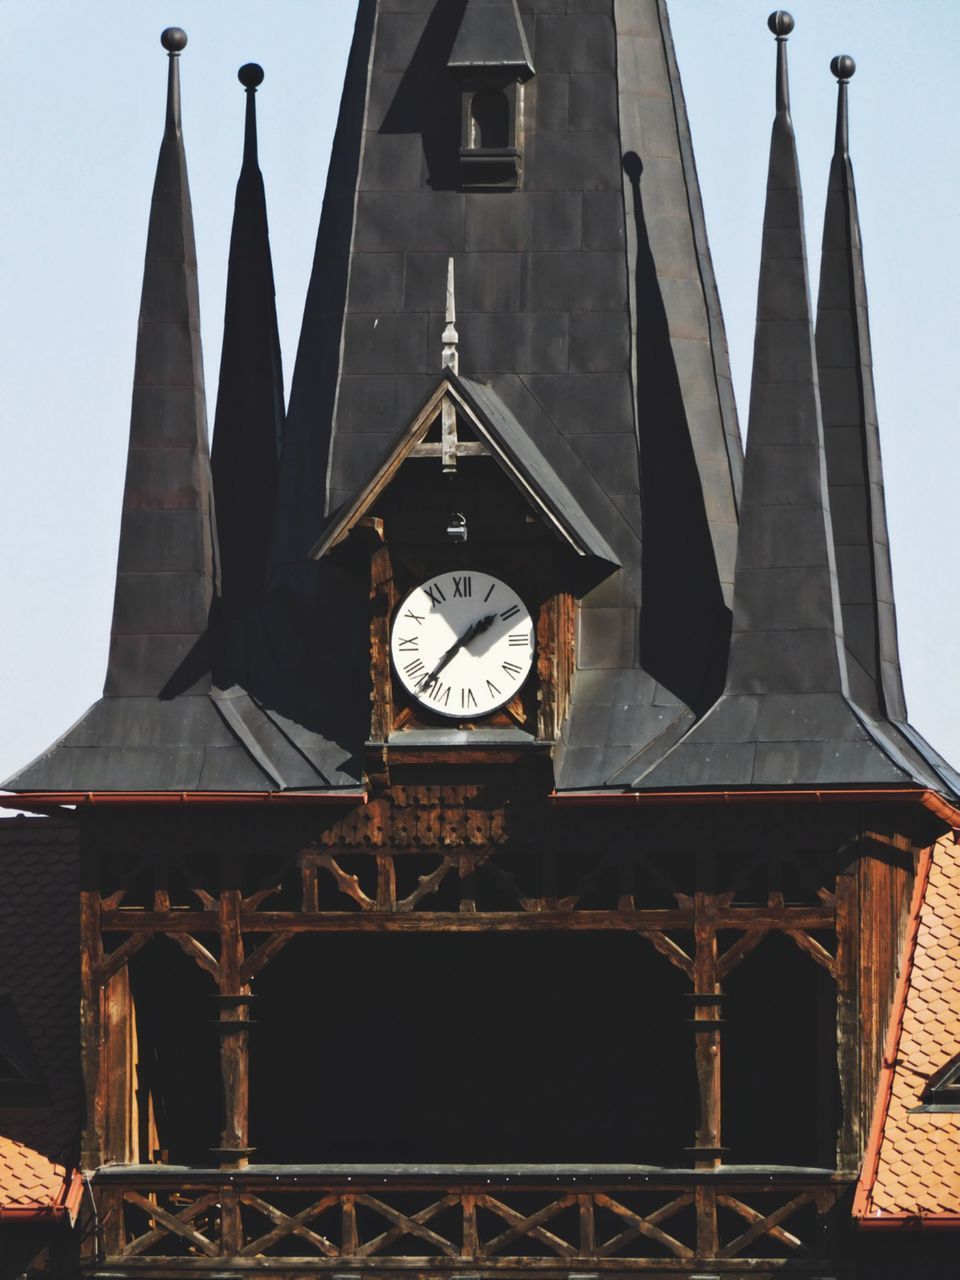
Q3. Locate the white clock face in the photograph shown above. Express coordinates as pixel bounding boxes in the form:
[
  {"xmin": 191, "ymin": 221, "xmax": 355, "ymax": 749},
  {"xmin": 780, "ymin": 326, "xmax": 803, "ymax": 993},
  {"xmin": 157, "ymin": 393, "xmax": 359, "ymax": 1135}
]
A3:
[{"xmin": 391, "ymin": 571, "xmax": 535, "ymax": 719}]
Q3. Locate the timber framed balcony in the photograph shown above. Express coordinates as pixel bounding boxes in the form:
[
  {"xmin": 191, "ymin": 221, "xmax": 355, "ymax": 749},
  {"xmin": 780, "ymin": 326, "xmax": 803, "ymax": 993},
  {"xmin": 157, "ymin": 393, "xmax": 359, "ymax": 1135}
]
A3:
[{"xmin": 88, "ymin": 1165, "xmax": 849, "ymax": 1274}]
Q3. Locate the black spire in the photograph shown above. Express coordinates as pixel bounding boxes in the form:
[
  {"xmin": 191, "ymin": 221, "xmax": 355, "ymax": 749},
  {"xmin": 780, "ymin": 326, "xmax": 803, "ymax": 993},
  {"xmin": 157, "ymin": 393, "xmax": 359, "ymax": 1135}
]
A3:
[
  {"xmin": 211, "ymin": 63, "xmax": 285, "ymax": 632},
  {"xmin": 725, "ymin": 10, "xmax": 845, "ymax": 701},
  {"xmin": 632, "ymin": 13, "xmax": 947, "ymax": 792},
  {"xmin": 100, "ymin": 27, "xmax": 215, "ymax": 699},
  {"xmin": 815, "ymin": 55, "xmax": 907, "ymax": 722}
]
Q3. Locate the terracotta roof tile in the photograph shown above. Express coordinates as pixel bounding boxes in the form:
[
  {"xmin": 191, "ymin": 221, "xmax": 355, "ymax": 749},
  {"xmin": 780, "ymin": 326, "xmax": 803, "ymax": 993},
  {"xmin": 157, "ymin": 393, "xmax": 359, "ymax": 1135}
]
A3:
[
  {"xmin": 0, "ymin": 815, "xmax": 80, "ymax": 1212},
  {"xmin": 855, "ymin": 833, "xmax": 960, "ymax": 1224}
]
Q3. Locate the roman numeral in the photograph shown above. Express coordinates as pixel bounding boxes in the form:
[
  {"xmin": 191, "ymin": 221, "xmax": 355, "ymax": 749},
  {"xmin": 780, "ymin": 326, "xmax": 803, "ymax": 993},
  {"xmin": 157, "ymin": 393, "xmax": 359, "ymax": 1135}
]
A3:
[
  {"xmin": 403, "ymin": 658, "xmax": 426, "ymax": 679},
  {"xmin": 461, "ymin": 688, "xmax": 478, "ymax": 710},
  {"xmin": 500, "ymin": 604, "xmax": 520, "ymax": 622},
  {"xmin": 453, "ymin": 575, "xmax": 472, "ymax": 598},
  {"xmin": 428, "ymin": 680, "xmax": 451, "ymax": 707},
  {"xmin": 397, "ymin": 636, "xmax": 418, "ymax": 652},
  {"xmin": 404, "ymin": 609, "xmax": 425, "ymax": 626},
  {"xmin": 485, "ymin": 679, "xmax": 501, "ymax": 698},
  {"xmin": 483, "ymin": 583, "xmax": 496, "ymax": 602},
  {"xmin": 502, "ymin": 661, "xmax": 523, "ymax": 679},
  {"xmin": 508, "ymin": 632, "xmax": 527, "ymax": 647},
  {"xmin": 425, "ymin": 582, "xmax": 446, "ymax": 606}
]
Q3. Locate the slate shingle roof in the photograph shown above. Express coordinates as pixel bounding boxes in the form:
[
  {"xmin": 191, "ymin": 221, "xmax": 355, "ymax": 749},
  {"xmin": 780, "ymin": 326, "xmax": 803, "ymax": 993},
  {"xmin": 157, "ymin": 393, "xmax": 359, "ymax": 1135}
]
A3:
[
  {"xmin": 855, "ymin": 833, "xmax": 960, "ymax": 1224},
  {"xmin": 0, "ymin": 817, "xmax": 80, "ymax": 1212}
]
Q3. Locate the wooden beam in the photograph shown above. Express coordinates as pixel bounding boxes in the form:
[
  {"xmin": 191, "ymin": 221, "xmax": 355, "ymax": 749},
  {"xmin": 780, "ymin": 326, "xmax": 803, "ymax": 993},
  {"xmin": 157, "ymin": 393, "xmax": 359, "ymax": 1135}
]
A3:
[
  {"xmin": 216, "ymin": 883, "xmax": 251, "ymax": 1169},
  {"xmin": 80, "ymin": 885, "xmax": 104, "ymax": 1173}
]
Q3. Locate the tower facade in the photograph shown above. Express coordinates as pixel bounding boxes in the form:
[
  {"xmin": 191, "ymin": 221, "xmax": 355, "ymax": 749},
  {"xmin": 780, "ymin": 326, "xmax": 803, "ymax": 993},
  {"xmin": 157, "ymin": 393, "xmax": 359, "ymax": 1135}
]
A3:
[{"xmin": 2, "ymin": 6, "xmax": 959, "ymax": 1278}]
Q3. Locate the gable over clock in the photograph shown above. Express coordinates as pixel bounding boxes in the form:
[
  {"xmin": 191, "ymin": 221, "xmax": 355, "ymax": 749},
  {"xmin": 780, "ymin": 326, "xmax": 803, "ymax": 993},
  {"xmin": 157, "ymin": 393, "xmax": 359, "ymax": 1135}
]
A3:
[{"xmin": 313, "ymin": 362, "xmax": 619, "ymax": 762}]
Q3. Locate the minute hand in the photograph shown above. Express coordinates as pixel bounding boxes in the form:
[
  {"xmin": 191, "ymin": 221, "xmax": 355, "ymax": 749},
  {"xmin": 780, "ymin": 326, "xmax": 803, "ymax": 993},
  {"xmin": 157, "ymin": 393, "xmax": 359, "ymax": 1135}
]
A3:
[{"xmin": 420, "ymin": 613, "xmax": 497, "ymax": 689}]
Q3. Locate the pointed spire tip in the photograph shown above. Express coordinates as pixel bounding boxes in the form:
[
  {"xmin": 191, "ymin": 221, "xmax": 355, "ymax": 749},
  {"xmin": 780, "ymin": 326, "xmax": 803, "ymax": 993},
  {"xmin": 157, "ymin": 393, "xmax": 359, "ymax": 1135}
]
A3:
[
  {"xmin": 239, "ymin": 62, "xmax": 264, "ymax": 89},
  {"xmin": 161, "ymin": 27, "xmax": 187, "ymax": 54},
  {"xmin": 831, "ymin": 54, "xmax": 856, "ymax": 82},
  {"xmin": 767, "ymin": 10, "xmax": 794, "ymax": 39}
]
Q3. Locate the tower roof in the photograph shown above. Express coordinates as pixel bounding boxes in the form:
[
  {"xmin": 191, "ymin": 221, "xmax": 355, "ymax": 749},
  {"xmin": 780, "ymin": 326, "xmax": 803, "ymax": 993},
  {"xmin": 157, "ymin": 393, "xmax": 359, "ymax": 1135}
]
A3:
[
  {"xmin": 633, "ymin": 13, "xmax": 952, "ymax": 795},
  {"xmin": 211, "ymin": 63, "xmax": 285, "ymax": 644},
  {"xmin": 274, "ymin": 0, "xmax": 743, "ymax": 790},
  {"xmin": 3, "ymin": 32, "xmax": 358, "ymax": 796},
  {"xmin": 815, "ymin": 55, "xmax": 906, "ymax": 724}
]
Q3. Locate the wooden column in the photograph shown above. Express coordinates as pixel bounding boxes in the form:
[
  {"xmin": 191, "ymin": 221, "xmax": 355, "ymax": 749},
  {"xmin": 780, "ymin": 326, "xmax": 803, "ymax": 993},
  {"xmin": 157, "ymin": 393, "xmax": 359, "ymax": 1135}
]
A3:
[
  {"xmin": 691, "ymin": 890, "xmax": 723, "ymax": 1172},
  {"xmin": 102, "ymin": 966, "xmax": 137, "ymax": 1164},
  {"xmin": 215, "ymin": 879, "xmax": 253, "ymax": 1169},
  {"xmin": 80, "ymin": 884, "xmax": 104, "ymax": 1172},
  {"xmin": 834, "ymin": 863, "xmax": 860, "ymax": 1173}
]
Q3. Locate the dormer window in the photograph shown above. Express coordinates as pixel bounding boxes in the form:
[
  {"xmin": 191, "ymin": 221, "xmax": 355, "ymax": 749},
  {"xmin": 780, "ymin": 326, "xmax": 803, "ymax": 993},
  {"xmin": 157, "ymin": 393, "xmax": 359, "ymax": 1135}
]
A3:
[
  {"xmin": 447, "ymin": 0, "xmax": 534, "ymax": 192},
  {"xmin": 915, "ymin": 1053, "xmax": 960, "ymax": 1111}
]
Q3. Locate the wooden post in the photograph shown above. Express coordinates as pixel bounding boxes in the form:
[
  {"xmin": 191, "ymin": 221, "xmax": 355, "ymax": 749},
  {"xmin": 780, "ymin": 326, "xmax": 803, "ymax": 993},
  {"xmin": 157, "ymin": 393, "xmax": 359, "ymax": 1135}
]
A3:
[
  {"xmin": 102, "ymin": 966, "xmax": 136, "ymax": 1164},
  {"xmin": 80, "ymin": 884, "xmax": 104, "ymax": 1173},
  {"xmin": 692, "ymin": 889, "xmax": 723, "ymax": 1172},
  {"xmin": 834, "ymin": 863, "xmax": 860, "ymax": 1172},
  {"xmin": 695, "ymin": 1183, "xmax": 719, "ymax": 1261},
  {"xmin": 215, "ymin": 880, "xmax": 252, "ymax": 1170}
]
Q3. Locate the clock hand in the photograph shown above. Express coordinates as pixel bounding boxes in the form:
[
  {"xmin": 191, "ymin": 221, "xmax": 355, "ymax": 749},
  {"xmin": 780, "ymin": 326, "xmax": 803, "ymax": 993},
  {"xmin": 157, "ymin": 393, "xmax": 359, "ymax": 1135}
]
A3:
[{"xmin": 419, "ymin": 613, "xmax": 497, "ymax": 689}]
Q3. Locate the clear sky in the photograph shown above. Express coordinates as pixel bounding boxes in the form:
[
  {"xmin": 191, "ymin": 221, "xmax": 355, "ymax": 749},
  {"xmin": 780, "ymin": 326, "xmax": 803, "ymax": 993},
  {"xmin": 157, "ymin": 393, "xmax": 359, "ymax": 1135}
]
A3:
[{"xmin": 1, "ymin": 2, "xmax": 958, "ymax": 789}]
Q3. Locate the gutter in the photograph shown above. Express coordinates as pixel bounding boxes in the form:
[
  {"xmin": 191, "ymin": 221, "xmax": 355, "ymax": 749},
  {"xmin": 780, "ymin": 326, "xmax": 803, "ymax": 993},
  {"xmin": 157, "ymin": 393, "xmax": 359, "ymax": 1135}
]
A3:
[
  {"xmin": 856, "ymin": 1212, "xmax": 960, "ymax": 1231},
  {"xmin": 549, "ymin": 788, "xmax": 960, "ymax": 828},
  {"xmin": 0, "ymin": 1167, "xmax": 83, "ymax": 1228},
  {"xmin": 852, "ymin": 846, "xmax": 934, "ymax": 1222},
  {"xmin": 0, "ymin": 790, "xmax": 367, "ymax": 815}
]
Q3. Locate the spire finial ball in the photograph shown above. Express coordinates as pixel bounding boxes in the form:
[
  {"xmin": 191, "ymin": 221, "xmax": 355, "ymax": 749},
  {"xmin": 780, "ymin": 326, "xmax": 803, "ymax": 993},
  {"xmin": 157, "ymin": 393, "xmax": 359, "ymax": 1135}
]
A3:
[
  {"xmin": 767, "ymin": 11, "xmax": 794, "ymax": 37},
  {"xmin": 238, "ymin": 63, "xmax": 265, "ymax": 88},
  {"xmin": 831, "ymin": 54, "xmax": 856, "ymax": 81},
  {"xmin": 161, "ymin": 27, "xmax": 187, "ymax": 53}
]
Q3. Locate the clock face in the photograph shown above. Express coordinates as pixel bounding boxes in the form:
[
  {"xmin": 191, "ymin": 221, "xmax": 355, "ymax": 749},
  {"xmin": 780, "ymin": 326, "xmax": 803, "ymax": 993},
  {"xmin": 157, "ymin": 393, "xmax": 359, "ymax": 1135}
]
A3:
[{"xmin": 391, "ymin": 571, "xmax": 535, "ymax": 719}]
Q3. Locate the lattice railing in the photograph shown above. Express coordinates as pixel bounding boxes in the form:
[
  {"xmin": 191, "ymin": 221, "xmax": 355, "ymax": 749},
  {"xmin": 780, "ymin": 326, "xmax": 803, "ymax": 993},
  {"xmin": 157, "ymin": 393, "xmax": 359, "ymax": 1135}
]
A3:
[{"xmin": 90, "ymin": 1174, "xmax": 846, "ymax": 1272}]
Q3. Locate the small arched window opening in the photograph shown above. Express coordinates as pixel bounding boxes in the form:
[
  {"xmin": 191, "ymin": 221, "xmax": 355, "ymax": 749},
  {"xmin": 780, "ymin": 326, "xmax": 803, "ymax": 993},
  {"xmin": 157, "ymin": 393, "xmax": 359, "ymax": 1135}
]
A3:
[{"xmin": 470, "ymin": 88, "xmax": 511, "ymax": 150}]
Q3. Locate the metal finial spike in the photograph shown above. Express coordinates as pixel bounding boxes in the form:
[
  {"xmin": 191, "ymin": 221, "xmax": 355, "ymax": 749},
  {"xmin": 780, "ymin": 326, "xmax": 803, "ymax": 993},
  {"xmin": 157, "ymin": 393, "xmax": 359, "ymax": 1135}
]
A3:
[
  {"xmin": 830, "ymin": 56, "xmax": 855, "ymax": 157},
  {"xmin": 442, "ymin": 257, "xmax": 459, "ymax": 376},
  {"xmin": 161, "ymin": 29, "xmax": 187, "ymax": 134},
  {"xmin": 238, "ymin": 65, "xmax": 264, "ymax": 166},
  {"xmin": 830, "ymin": 54, "xmax": 856, "ymax": 83},
  {"xmin": 161, "ymin": 27, "xmax": 187, "ymax": 54},
  {"xmin": 238, "ymin": 62, "xmax": 264, "ymax": 89},
  {"xmin": 768, "ymin": 12, "xmax": 793, "ymax": 115}
]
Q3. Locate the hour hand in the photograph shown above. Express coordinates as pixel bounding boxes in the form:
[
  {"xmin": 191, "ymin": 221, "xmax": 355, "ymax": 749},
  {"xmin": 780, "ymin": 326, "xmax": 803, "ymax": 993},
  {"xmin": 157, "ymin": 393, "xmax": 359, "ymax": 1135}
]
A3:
[{"xmin": 420, "ymin": 613, "xmax": 496, "ymax": 689}]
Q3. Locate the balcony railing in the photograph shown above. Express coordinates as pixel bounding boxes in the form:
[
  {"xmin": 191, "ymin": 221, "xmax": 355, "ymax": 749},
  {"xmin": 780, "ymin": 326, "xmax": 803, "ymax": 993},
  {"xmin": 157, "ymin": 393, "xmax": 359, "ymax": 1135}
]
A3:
[{"xmin": 87, "ymin": 1165, "xmax": 849, "ymax": 1274}]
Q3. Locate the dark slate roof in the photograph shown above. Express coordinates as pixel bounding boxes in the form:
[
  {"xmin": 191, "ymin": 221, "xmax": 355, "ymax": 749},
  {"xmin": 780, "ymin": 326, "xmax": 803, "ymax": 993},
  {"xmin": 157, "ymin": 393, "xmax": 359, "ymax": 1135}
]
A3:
[
  {"xmin": 0, "ymin": 817, "xmax": 80, "ymax": 1209},
  {"xmin": 633, "ymin": 17, "xmax": 952, "ymax": 795},
  {"xmin": 211, "ymin": 66, "xmax": 285, "ymax": 640},
  {"xmin": 448, "ymin": 0, "xmax": 534, "ymax": 76},
  {"xmin": 275, "ymin": 0, "xmax": 743, "ymax": 791}
]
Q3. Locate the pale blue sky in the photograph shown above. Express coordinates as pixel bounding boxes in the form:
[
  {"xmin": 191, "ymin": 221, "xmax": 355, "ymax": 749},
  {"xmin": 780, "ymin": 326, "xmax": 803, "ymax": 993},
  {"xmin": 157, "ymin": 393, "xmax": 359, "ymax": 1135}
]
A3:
[{"xmin": 2, "ymin": 2, "xmax": 958, "ymax": 787}]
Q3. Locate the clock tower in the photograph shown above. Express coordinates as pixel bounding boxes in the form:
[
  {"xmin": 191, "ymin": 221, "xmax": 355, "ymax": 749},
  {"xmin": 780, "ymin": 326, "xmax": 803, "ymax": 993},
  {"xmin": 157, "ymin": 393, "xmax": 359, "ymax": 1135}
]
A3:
[{"xmin": 3, "ymin": 6, "xmax": 960, "ymax": 1279}]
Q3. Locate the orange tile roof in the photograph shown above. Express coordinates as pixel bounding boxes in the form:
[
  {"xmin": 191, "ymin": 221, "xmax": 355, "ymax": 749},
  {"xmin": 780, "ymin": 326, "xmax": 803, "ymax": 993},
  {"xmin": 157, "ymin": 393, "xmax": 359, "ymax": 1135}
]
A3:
[
  {"xmin": 855, "ymin": 833, "xmax": 960, "ymax": 1226},
  {"xmin": 0, "ymin": 815, "xmax": 80, "ymax": 1220}
]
